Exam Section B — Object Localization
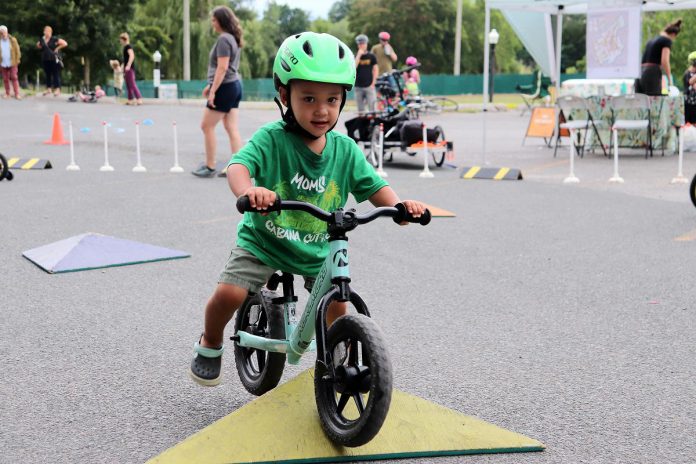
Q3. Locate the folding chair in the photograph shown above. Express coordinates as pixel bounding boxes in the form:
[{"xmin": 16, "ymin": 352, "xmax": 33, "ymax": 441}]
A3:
[
  {"xmin": 554, "ymin": 95, "xmax": 608, "ymax": 158},
  {"xmin": 516, "ymin": 70, "xmax": 551, "ymax": 116},
  {"xmin": 609, "ymin": 94, "xmax": 652, "ymax": 159}
]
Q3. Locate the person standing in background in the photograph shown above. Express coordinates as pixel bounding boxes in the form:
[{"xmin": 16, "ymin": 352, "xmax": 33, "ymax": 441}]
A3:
[
  {"xmin": 119, "ymin": 33, "xmax": 143, "ymax": 105},
  {"xmin": 353, "ymin": 34, "xmax": 377, "ymax": 114},
  {"xmin": 639, "ymin": 19, "xmax": 681, "ymax": 96},
  {"xmin": 371, "ymin": 31, "xmax": 398, "ymax": 76},
  {"xmin": 109, "ymin": 59, "xmax": 124, "ymax": 99},
  {"xmin": 0, "ymin": 25, "xmax": 22, "ymax": 99},
  {"xmin": 683, "ymin": 52, "xmax": 696, "ymax": 124},
  {"xmin": 192, "ymin": 5, "xmax": 244, "ymax": 178},
  {"xmin": 36, "ymin": 26, "xmax": 67, "ymax": 97}
]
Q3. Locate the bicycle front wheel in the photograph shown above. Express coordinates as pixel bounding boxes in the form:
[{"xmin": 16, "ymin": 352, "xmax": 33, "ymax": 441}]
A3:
[
  {"xmin": 314, "ymin": 314, "xmax": 393, "ymax": 447},
  {"xmin": 233, "ymin": 290, "xmax": 286, "ymax": 396},
  {"xmin": 690, "ymin": 174, "xmax": 696, "ymax": 208}
]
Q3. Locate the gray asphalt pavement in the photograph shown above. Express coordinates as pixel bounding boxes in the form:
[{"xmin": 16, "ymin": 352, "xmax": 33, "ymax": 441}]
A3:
[{"xmin": 1, "ymin": 96, "xmax": 695, "ymax": 464}]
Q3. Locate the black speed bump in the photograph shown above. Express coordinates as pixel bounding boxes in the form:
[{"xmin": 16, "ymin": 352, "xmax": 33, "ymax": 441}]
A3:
[
  {"xmin": 460, "ymin": 166, "xmax": 523, "ymax": 180},
  {"xmin": 8, "ymin": 158, "xmax": 53, "ymax": 170}
]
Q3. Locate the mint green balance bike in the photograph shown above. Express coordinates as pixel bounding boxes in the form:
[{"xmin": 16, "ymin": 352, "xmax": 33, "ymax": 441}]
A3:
[{"xmin": 232, "ymin": 195, "xmax": 431, "ymax": 447}]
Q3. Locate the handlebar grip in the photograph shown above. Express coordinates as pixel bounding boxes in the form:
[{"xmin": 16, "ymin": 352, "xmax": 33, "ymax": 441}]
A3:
[
  {"xmin": 393, "ymin": 203, "xmax": 431, "ymax": 226},
  {"xmin": 236, "ymin": 194, "xmax": 283, "ymax": 214}
]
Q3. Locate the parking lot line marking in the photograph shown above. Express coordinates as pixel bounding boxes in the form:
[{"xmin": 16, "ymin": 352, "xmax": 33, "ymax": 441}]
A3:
[
  {"xmin": 675, "ymin": 228, "xmax": 696, "ymax": 242},
  {"xmin": 8, "ymin": 157, "xmax": 19, "ymax": 167}
]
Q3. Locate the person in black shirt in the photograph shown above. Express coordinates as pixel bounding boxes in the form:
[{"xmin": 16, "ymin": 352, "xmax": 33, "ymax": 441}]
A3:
[
  {"xmin": 639, "ymin": 19, "xmax": 682, "ymax": 96},
  {"xmin": 119, "ymin": 33, "xmax": 143, "ymax": 105},
  {"xmin": 683, "ymin": 52, "xmax": 696, "ymax": 124},
  {"xmin": 36, "ymin": 26, "xmax": 67, "ymax": 97},
  {"xmin": 353, "ymin": 34, "xmax": 377, "ymax": 114}
]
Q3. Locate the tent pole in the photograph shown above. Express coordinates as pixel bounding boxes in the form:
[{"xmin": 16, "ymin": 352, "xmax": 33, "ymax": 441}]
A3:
[
  {"xmin": 555, "ymin": 8, "xmax": 563, "ymax": 98},
  {"xmin": 482, "ymin": 3, "xmax": 491, "ymax": 165}
]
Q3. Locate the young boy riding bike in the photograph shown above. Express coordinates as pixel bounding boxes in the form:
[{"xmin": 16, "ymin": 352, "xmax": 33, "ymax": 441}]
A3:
[{"xmin": 190, "ymin": 32, "xmax": 427, "ymax": 386}]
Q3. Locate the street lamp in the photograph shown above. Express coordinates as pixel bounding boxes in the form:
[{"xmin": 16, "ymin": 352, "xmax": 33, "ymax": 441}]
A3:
[
  {"xmin": 153, "ymin": 50, "xmax": 162, "ymax": 98},
  {"xmin": 488, "ymin": 28, "xmax": 499, "ymax": 103}
]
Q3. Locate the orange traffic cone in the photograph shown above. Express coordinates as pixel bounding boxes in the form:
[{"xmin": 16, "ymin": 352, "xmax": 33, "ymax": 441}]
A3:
[{"xmin": 44, "ymin": 113, "xmax": 69, "ymax": 145}]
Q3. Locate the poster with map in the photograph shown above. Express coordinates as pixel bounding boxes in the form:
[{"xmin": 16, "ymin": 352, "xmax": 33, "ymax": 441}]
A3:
[{"xmin": 586, "ymin": 5, "xmax": 641, "ymax": 79}]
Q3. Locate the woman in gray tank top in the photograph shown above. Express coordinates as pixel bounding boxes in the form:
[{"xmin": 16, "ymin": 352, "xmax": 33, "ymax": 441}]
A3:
[{"xmin": 193, "ymin": 5, "xmax": 244, "ymax": 177}]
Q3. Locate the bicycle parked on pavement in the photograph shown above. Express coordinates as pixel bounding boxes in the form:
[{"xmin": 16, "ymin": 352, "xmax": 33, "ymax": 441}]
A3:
[{"xmin": 232, "ymin": 195, "xmax": 430, "ymax": 447}]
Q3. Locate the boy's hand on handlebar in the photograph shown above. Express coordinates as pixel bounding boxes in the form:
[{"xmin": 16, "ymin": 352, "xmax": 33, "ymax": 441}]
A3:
[
  {"xmin": 242, "ymin": 187, "xmax": 276, "ymax": 214},
  {"xmin": 399, "ymin": 200, "xmax": 427, "ymax": 225}
]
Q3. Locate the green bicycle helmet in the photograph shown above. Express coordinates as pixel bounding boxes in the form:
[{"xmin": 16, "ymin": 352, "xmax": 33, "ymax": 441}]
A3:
[
  {"xmin": 273, "ymin": 32, "xmax": 356, "ymax": 91},
  {"xmin": 689, "ymin": 51, "xmax": 696, "ymax": 65}
]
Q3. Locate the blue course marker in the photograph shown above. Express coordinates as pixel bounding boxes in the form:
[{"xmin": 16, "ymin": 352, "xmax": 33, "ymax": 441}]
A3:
[
  {"xmin": 142, "ymin": 119, "xmax": 154, "ymax": 126},
  {"xmin": 79, "ymin": 127, "xmax": 91, "ymax": 133},
  {"xmin": 115, "ymin": 128, "xmax": 126, "ymax": 134}
]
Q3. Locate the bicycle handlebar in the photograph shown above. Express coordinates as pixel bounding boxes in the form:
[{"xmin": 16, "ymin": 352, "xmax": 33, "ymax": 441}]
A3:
[
  {"xmin": 381, "ymin": 64, "xmax": 420, "ymax": 78},
  {"xmin": 236, "ymin": 195, "xmax": 431, "ymax": 226}
]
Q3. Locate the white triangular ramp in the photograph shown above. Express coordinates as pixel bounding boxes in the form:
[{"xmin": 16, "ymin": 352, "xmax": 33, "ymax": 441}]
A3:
[
  {"xmin": 148, "ymin": 369, "xmax": 544, "ymax": 463},
  {"xmin": 22, "ymin": 233, "xmax": 190, "ymax": 273}
]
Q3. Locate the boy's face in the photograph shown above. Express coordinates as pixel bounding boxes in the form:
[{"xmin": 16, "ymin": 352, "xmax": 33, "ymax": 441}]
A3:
[{"xmin": 281, "ymin": 80, "xmax": 343, "ymax": 138}]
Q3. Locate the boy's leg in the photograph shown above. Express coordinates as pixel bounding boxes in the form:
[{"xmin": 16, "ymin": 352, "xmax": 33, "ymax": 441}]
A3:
[
  {"xmin": 191, "ymin": 247, "xmax": 277, "ymax": 386},
  {"xmin": 202, "ymin": 283, "xmax": 248, "ymax": 348},
  {"xmin": 355, "ymin": 87, "xmax": 366, "ymax": 113}
]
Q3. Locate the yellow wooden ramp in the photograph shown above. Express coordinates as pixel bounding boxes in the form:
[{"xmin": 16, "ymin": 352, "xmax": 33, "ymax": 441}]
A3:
[{"xmin": 147, "ymin": 370, "xmax": 544, "ymax": 464}]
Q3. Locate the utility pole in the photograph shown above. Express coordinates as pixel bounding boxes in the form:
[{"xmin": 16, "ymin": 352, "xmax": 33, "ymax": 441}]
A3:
[
  {"xmin": 453, "ymin": 0, "xmax": 463, "ymax": 75},
  {"xmin": 183, "ymin": 0, "xmax": 191, "ymax": 81}
]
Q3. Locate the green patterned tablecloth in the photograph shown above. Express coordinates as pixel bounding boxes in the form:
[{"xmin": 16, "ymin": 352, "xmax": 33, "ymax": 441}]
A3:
[{"xmin": 568, "ymin": 96, "xmax": 684, "ymax": 153}]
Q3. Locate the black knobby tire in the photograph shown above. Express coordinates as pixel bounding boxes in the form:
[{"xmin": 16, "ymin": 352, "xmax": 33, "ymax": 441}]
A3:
[
  {"xmin": 0, "ymin": 153, "xmax": 8, "ymax": 181},
  {"xmin": 233, "ymin": 290, "xmax": 286, "ymax": 395},
  {"xmin": 690, "ymin": 174, "xmax": 696, "ymax": 208},
  {"xmin": 431, "ymin": 125, "xmax": 446, "ymax": 167},
  {"xmin": 314, "ymin": 314, "xmax": 393, "ymax": 447}
]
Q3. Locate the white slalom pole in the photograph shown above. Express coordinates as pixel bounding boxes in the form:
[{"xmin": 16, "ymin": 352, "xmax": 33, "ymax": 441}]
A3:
[
  {"xmin": 100, "ymin": 121, "xmax": 114, "ymax": 172},
  {"xmin": 563, "ymin": 129, "xmax": 579, "ymax": 183},
  {"xmin": 132, "ymin": 121, "xmax": 147, "ymax": 172},
  {"xmin": 671, "ymin": 126, "xmax": 688, "ymax": 184},
  {"xmin": 376, "ymin": 123, "xmax": 387, "ymax": 178},
  {"xmin": 419, "ymin": 123, "xmax": 434, "ymax": 178},
  {"xmin": 609, "ymin": 128, "xmax": 624, "ymax": 183},
  {"xmin": 170, "ymin": 121, "xmax": 184, "ymax": 173},
  {"xmin": 66, "ymin": 121, "xmax": 80, "ymax": 171}
]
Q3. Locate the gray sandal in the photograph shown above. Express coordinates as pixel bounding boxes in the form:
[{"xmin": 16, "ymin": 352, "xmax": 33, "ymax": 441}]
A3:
[{"xmin": 189, "ymin": 335, "xmax": 224, "ymax": 387}]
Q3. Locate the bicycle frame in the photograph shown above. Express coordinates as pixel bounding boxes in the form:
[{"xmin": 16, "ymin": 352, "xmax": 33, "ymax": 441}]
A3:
[{"xmin": 235, "ymin": 238, "xmax": 366, "ymax": 365}]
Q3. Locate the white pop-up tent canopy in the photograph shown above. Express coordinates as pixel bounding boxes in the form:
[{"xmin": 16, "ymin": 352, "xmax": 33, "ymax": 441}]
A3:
[{"xmin": 482, "ymin": 0, "xmax": 696, "ymax": 104}]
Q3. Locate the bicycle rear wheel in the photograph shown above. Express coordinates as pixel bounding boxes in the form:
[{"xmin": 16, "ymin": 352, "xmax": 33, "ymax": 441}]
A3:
[
  {"xmin": 314, "ymin": 314, "xmax": 392, "ymax": 447},
  {"xmin": 429, "ymin": 97, "xmax": 459, "ymax": 112},
  {"xmin": 690, "ymin": 174, "xmax": 696, "ymax": 208},
  {"xmin": 431, "ymin": 125, "xmax": 446, "ymax": 167},
  {"xmin": 233, "ymin": 290, "xmax": 286, "ymax": 395}
]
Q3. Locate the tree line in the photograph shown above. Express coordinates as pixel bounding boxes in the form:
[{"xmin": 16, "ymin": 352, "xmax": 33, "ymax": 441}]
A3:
[{"xmin": 0, "ymin": 0, "xmax": 694, "ymax": 89}]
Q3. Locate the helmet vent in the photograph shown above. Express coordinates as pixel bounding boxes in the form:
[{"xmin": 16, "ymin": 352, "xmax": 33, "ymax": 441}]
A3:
[
  {"xmin": 338, "ymin": 44, "xmax": 345, "ymax": 60},
  {"xmin": 280, "ymin": 59, "xmax": 291, "ymax": 72},
  {"xmin": 302, "ymin": 40, "xmax": 313, "ymax": 57},
  {"xmin": 294, "ymin": 34, "xmax": 301, "ymax": 39}
]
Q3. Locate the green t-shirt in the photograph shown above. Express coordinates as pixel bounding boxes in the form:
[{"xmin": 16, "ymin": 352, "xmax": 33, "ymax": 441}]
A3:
[{"xmin": 230, "ymin": 120, "xmax": 389, "ymax": 276}]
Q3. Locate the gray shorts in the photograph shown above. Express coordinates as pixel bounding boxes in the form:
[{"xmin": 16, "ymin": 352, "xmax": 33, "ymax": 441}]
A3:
[{"xmin": 219, "ymin": 246, "xmax": 315, "ymax": 293}]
